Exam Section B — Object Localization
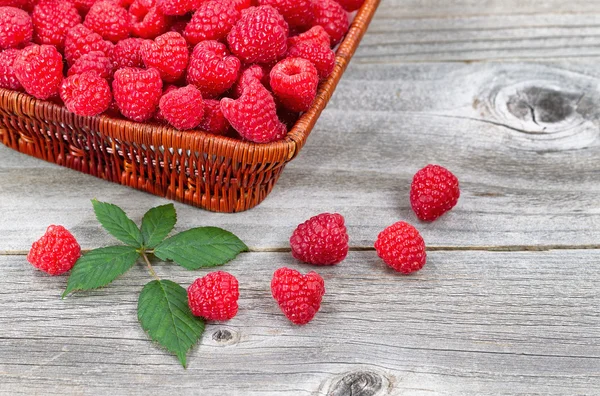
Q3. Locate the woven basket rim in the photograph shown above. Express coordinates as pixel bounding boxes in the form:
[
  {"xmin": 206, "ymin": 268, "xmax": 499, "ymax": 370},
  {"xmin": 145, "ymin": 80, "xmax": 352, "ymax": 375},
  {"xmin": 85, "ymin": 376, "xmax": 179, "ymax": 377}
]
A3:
[{"xmin": 0, "ymin": 0, "xmax": 380, "ymax": 164}]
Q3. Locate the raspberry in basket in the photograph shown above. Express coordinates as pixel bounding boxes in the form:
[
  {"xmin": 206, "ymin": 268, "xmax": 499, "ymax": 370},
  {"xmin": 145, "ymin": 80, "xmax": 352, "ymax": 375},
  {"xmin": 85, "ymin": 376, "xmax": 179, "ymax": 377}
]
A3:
[
  {"xmin": 27, "ymin": 225, "xmax": 81, "ymax": 276},
  {"xmin": 13, "ymin": 44, "xmax": 63, "ymax": 100},
  {"xmin": 188, "ymin": 271, "xmax": 239, "ymax": 321},
  {"xmin": 158, "ymin": 85, "xmax": 205, "ymax": 130},
  {"xmin": 270, "ymin": 57, "xmax": 319, "ymax": 112},
  {"xmin": 227, "ymin": 5, "xmax": 289, "ymax": 65},
  {"xmin": 65, "ymin": 24, "xmax": 114, "ymax": 66},
  {"xmin": 0, "ymin": 48, "xmax": 23, "ymax": 90},
  {"xmin": 31, "ymin": 0, "xmax": 81, "ymax": 50},
  {"xmin": 271, "ymin": 267, "xmax": 325, "ymax": 325},
  {"xmin": 221, "ymin": 79, "xmax": 287, "ymax": 143},
  {"xmin": 334, "ymin": 0, "xmax": 365, "ymax": 12},
  {"xmin": 129, "ymin": 0, "xmax": 172, "ymax": 39},
  {"xmin": 141, "ymin": 31, "xmax": 189, "ymax": 83},
  {"xmin": 113, "ymin": 67, "xmax": 163, "ymax": 122},
  {"xmin": 288, "ymin": 25, "xmax": 331, "ymax": 48},
  {"xmin": 198, "ymin": 99, "xmax": 230, "ymax": 135},
  {"xmin": 0, "ymin": 1, "xmax": 28, "ymax": 8},
  {"xmin": 61, "ymin": 71, "xmax": 112, "ymax": 117},
  {"xmin": 311, "ymin": 0, "xmax": 349, "ymax": 46},
  {"xmin": 157, "ymin": 0, "xmax": 202, "ymax": 16},
  {"xmin": 290, "ymin": 213, "xmax": 349, "ymax": 265},
  {"xmin": 232, "ymin": 65, "xmax": 270, "ymax": 98},
  {"xmin": 0, "ymin": 6, "xmax": 32, "ymax": 50},
  {"xmin": 110, "ymin": 37, "xmax": 144, "ymax": 69},
  {"xmin": 187, "ymin": 40, "xmax": 241, "ymax": 98},
  {"xmin": 84, "ymin": 0, "xmax": 131, "ymax": 43},
  {"xmin": 410, "ymin": 164, "xmax": 460, "ymax": 222},
  {"xmin": 184, "ymin": 0, "xmax": 240, "ymax": 45},
  {"xmin": 257, "ymin": 0, "xmax": 313, "ymax": 30},
  {"xmin": 375, "ymin": 221, "xmax": 426, "ymax": 274},
  {"xmin": 68, "ymin": 51, "xmax": 115, "ymax": 79}
]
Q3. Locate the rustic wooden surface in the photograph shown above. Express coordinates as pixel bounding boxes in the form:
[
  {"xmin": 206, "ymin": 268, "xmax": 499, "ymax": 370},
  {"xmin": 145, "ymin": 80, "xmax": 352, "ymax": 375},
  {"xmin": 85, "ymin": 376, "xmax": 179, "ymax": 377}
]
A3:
[{"xmin": 1, "ymin": 1, "xmax": 600, "ymax": 394}]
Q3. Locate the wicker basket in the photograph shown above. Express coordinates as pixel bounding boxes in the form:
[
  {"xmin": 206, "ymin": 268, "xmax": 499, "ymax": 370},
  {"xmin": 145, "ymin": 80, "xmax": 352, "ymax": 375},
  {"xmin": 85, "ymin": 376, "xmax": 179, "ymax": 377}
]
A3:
[{"xmin": 0, "ymin": 0, "xmax": 380, "ymax": 213}]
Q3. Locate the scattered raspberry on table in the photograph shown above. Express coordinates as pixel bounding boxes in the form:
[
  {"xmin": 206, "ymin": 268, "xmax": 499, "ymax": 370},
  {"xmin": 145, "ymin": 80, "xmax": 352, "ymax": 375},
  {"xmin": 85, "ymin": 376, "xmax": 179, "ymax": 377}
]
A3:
[
  {"xmin": 27, "ymin": 225, "xmax": 81, "ymax": 276},
  {"xmin": 271, "ymin": 267, "xmax": 325, "ymax": 325},
  {"xmin": 375, "ymin": 221, "xmax": 427, "ymax": 274},
  {"xmin": 410, "ymin": 164, "xmax": 460, "ymax": 222},
  {"xmin": 188, "ymin": 271, "xmax": 240, "ymax": 321},
  {"xmin": 290, "ymin": 213, "xmax": 349, "ymax": 265}
]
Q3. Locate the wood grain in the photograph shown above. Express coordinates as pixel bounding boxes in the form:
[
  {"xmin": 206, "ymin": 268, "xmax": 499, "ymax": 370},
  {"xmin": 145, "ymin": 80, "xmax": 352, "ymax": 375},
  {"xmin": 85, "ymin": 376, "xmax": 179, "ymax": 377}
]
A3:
[
  {"xmin": 2, "ymin": 61, "xmax": 600, "ymax": 250},
  {"xmin": 1, "ymin": 250, "xmax": 598, "ymax": 395}
]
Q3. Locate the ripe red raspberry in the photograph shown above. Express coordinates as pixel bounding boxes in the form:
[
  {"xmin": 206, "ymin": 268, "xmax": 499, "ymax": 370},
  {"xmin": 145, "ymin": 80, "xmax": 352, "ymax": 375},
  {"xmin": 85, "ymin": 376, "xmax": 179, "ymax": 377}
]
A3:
[
  {"xmin": 141, "ymin": 31, "xmax": 188, "ymax": 82},
  {"xmin": 232, "ymin": 64, "xmax": 270, "ymax": 98},
  {"xmin": 0, "ymin": 0, "xmax": 28, "ymax": 7},
  {"xmin": 221, "ymin": 80, "xmax": 287, "ymax": 143},
  {"xmin": 110, "ymin": 37, "xmax": 144, "ymax": 68},
  {"xmin": 27, "ymin": 225, "xmax": 81, "ymax": 276},
  {"xmin": 290, "ymin": 213, "xmax": 348, "ymax": 265},
  {"xmin": 311, "ymin": 0, "xmax": 348, "ymax": 46},
  {"xmin": 270, "ymin": 57, "xmax": 318, "ymax": 112},
  {"xmin": 13, "ymin": 44, "xmax": 63, "ymax": 99},
  {"xmin": 129, "ymin": 0, "xmax": 171, "ymax": 39},
  {"xmin": 374, "ymin": 221, "xmax": 426, "ymax": 274},
  {"xmin": 183, "ymin": 0, "xmax": 240, "ymax": 45},
  {"xmin": 73, "ymin": 0, "xmax": 98, "ymax": 14},
  {"xmin": 0, "ymin": 6, "xmax": 32, "ymax": 50},
  {"xmin": 158, "ymin": 85, "xmax": 204, "ymax": 130},
  {"xmin": 271, "ymin": 267, "xmax": 325, "ymax": 325},
  {"xmin": 68, "ymin": 50, "xmax": 114, "ymax": 79},
  {"xmin": 84, "ymin": 1, "xmax": 131, "ymax": 43},
  {"xmin": 112, "ymin": 67, "xmax": 163, "ymax": 121},
  {"xmin": 60, "ymin": 71, "xmax": 112, "ymax": 116},
  {"xmin": 287, "ymin": 40, "xmax": 335, "ymax": 80},
  {"xmin": 229, "ymin": 0, "xmax": 251, "ymax": 12},
  {"xmin": 186, "ymin": 40, "xmax": 240, "ymax": 98},
  {"xmin": 157, "ymin": 0, "xmax": 202, "ymax": 16},
  {"xmin": 410, "ymin": 164, "xmax": 460, "ymax": 222},
  {"xmin": 334, "ymin": 0, "xmax": 364, "ymax": 12},
  {"xmin": 0, "ymin": 48, "xmax": 23, "ymax": 90},
  {"xmin": 288, "ymin": 25, "xmax": 331, "ymax": 48},
  {"xmin": 198, "ymin": 99, "xmax": 230, "ymax": 135},
  {"xmin": 153, "ymin": 83, "xmax": 177, "ymax": 122},
  {"xmin": 32, "ymin": 0, "xmax": 81, "ymax": 50},
  {"xmin": 188, "ymin": 271, "xmax": 239, "ymax": 321},
  {"xmin": 65, "ymin": 24, "xmax": 114, "ymax": 66},
  {"xmin": 227, "ymin": 5, "xmax": 289, "ymax": 65},
  {"xmin": 257, "ymin": 0, "xmax": 312, "ymax": 29}
]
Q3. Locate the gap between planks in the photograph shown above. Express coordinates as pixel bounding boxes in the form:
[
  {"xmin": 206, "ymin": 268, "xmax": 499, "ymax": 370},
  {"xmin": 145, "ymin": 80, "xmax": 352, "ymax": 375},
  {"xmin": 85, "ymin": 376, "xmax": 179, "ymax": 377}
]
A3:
[{"xmin": 2, "ymin": 244, "xmax": 600, "ymax": 256}]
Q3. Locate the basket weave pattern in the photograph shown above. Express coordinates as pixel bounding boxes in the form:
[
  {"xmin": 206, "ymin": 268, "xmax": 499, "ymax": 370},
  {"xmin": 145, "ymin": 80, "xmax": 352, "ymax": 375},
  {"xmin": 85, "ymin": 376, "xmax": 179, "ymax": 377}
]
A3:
[{"xmin": 0, "ymin": 0, "xmax": 380, "ymax": 212}]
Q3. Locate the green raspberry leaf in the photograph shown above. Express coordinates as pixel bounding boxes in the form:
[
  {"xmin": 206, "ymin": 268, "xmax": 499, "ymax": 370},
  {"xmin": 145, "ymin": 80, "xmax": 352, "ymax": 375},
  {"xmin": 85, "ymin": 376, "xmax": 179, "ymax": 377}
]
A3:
[
  {"xmin": 92, "ymin": 199, "xmax": 144, "ymax": 247},
  {"xmin": 63, "ymin": 246, "xmax": 140, "ymax": 297},
  {"xmin": 154, "ymin": 227, "xmax": 248, "ymax": 270},
  {"xmin": 140, "ymin": 204, "xmax": 177, "ymax": 249},
  {"xmin": 138, "ymin": 280, "xmax": 205, "ymax": 368}
]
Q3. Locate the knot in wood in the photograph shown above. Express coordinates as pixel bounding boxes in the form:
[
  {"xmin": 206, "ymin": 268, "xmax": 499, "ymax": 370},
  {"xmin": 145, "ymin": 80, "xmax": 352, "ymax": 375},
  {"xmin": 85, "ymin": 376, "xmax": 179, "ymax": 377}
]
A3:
[
  {"xmin": 211, "ymin": 328, "xmax": 240, "ymax": 346},
  {"xmin": 327, "ymin": 370, "xmax": 386, "ymax": 396}
]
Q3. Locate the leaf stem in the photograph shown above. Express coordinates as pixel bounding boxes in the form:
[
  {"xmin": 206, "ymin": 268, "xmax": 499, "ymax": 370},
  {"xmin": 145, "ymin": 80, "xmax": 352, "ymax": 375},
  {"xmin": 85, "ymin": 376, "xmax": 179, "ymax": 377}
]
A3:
[{"xmin": 141, "ymin": 251, "xmax": 160, "ymax": 281}]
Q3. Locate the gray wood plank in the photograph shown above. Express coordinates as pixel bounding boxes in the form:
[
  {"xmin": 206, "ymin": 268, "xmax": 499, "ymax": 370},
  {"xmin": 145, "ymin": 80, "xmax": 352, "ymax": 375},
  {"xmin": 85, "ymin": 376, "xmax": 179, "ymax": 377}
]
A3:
[
  {"xmin": 1, "ymin": 250, "xmax": 598, "ymax": 395},
  {"xmin": 2, "ymin": 61, "xmax": 600, "ymax": 250}
]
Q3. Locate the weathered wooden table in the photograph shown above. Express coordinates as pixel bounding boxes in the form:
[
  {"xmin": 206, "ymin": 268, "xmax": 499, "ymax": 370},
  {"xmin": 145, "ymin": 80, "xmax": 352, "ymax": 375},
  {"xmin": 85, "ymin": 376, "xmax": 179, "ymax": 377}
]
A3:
[{"xmin": 2, "ymin": 1, "xmax": 600, "ymax": 394}]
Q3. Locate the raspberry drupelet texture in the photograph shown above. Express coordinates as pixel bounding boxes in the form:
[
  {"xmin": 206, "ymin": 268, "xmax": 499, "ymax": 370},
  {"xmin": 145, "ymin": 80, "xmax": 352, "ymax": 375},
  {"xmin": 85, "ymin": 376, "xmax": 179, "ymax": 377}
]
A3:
[
  {"xmin": 257, "ymin": 0, "xmax": 313, "ymax": 30},
  {"xmin": 112, "ymin": 67, "xmax": 163, "ymax": 121},
  {"xmin": 290, "ymin": 213, "xmax": 349, "ymax": 265},
  {"xmin": 141, "ymin": 31, "xmax": 188, "ymax": 82},
  {"xmin": 220, "ymin": 80, "xmax": 287, "ymax": 143},
  {"xmin": 375, "ymin": 221, "xmax": 426, "ymax": 274},
  {"xmin": 31, "ymin": 0, "xmax": 81, "ymax": 50},
  {"xmin": 310, "ymin": 0, "xmax": 349, "ymax": 46},
  {"xmin": 129, "ymin": 0, "xmax": 172, "ymax": 39},
  {"xmin": 183, "ymin": 0, "xmax": 240, "ymax": 45},
  {"xmin": 232, "ymin": 64, "xmax": 270, "ymax": 98},
  {"xmin": 0, "ymin": 0, "xmax": 28, "ymax": 7},
  {"xmin": 73, "ymin": 0, "xmax": 98, "ymax": 14},
  {"xmin": 157, "ymin": 0, "xmax": 202, "ymax": 16},
  {"xmin": 186, "ymin": 40, "xmax": 241, "ymax": 98},
  {"xmin": 227, "ymin": 5, "xmax": 289, "ymax": 65},
  {"xmin": 110, "ymin": 37, "xmax": 144, "ymax": 69},
  {"xmin": 64, "ymin": 24, "xmax": 114, "ymax": 66},
  {"xmin": 60, "ymin": 71, "xmax": 112, "ymax": 117},
  {"xmin": 84, "ymin": 0, "xmax": 131, "ymax": 43},
  {"xmin": 198, "ymin": 99, "xmax": 230, "ymax": 135},
  {"xmin": 187, "ymin": 271, "xmax": 239, "ymax": 321},
  {"xmin": 27, "ymin": 225, "xmax": 81, "ymax": 276},
  {"xmin": 287, "ymin": 40, "xmax": 335, "ymax": 80},
  {"xmin": 68, "ymin": 50, "xmax": 114, "ymax": 79},
  {"xmin": 158, "ymin": 85, "xmax": 204, "ymax": 130},
  {"xmin": 270, "ymin": 57, "xmax": 318, "ymax": 112},
  {"xmin": 410, "ymin": 164, "xmax": 460, "ymax": 222},
  {"xmin": 0, "ymin": 6, "xmax": 32, "ymax": 50},
  {"xmin": 229, "ymin": 0, "xmax": 251, "ymax": 12},
  {"xmin": 271, "ymin": 267, "xmax": 325, "ymax": 325},
  {"xmin": 13, "ymin": 44, "xmax": 63, "ymax": 99},
  {"xmin": 288, "ymin": 25, "xmax": 331, "ymax": 48},
  {"xmin": 0, "ymin": 48, "xmax": 23, "ymax": 90},
  {"xmin": 334, "ymin": 0, "xmax": 365, "ymax": 12}
]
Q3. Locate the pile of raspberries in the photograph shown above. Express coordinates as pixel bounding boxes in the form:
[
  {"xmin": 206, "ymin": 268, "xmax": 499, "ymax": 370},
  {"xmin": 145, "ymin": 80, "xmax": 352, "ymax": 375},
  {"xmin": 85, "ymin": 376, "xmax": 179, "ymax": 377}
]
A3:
[{"xmin": 0, "ymin": 0, "xmax": 364, "ymax": 143}]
